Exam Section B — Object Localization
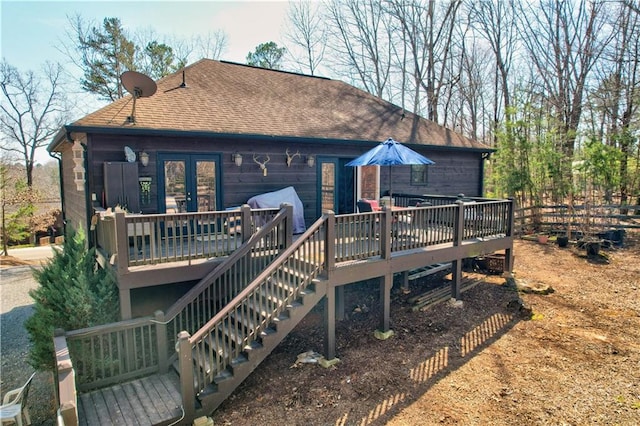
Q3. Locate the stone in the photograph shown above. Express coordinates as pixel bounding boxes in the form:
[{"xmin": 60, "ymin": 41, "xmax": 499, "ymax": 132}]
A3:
[
  {"xmin": 374, "ymin": 329, "xmax": 395, "ymax": 340},
  {"xmin": 516, "ymin": 279, "xmax": 554, "ymax": 295}
]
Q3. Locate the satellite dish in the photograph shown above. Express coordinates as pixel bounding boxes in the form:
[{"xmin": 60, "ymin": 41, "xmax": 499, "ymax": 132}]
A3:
[
  {"xmin": 124, "ymin": 146, "xmax": 136, "ymax": 163},
  {"xmin": 120, "ymin": 71, "xmax": 157, "ymax": 123}
]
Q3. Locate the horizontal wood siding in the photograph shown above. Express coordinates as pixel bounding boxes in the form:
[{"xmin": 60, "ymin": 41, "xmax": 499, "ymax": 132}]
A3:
[
  {"xmin": 85, "ymin": 133, "xmax": 485, "ymax": 226},
  {"xmin": 414, "ymin": 151, "xmax": 482, "ymax": 197}
]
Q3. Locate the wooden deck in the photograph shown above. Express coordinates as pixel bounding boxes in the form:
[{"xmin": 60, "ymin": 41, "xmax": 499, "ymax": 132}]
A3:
[
  {"xmin": 77, "ymin": 373, "xmax": 184, "ymax": 426},
  {"xmin": 58, "ymin": 199, "xmax": 515, "ymax": 426}
]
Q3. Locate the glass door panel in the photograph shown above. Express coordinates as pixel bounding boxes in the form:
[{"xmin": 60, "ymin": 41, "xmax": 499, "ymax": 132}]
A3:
[
  {"xmin": 320, "ymin": 161, "xmax": 337, "ymax": 213},
  {"xmin": 359, "ymin": 165, "xmax": 379, "ymax": 200},
  {"xmin": 164, "ymin": 160, "xmax": 187, "ymax": 213},
  {"xmin": 195, "ymin": 161, "xmax": 216, "ymax": 212}
]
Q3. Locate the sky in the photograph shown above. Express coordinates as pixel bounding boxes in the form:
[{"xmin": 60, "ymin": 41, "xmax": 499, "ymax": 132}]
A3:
[{"xmin": 1, "ymin": 0, "xmax": 293, "ymax": 163}]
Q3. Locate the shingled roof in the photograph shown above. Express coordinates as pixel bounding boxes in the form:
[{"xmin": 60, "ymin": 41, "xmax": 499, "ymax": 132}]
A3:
[{"xmin": 61, "ymin": 59, "xmax": 488, "ymax": 150}]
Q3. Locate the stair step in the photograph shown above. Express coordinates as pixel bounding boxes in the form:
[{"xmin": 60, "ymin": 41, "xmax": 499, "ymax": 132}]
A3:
[{"xmin": 245, "ymin": 298, "xmax": 290, "ymax": 320}]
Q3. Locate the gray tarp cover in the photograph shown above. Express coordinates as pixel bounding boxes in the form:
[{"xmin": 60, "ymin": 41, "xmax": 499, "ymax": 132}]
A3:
[{"xmin": 247, "ymin": 186, "xmax": 306, "ymax": 234}]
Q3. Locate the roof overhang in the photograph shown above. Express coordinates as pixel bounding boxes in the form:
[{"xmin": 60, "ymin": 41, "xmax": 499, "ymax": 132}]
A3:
[{"xmin": 48, "ymin": 124, "xmax": 495, "ymax": 154}]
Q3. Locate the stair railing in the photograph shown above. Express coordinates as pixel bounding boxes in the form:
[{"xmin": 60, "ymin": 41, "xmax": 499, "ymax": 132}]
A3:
[
  {"xmin": 181, "ymin": 214, "xmax": 328, "ymax": 400},
  {"xmin": 161, "ymin": 204, "xmax": 294, "ymax": 364}
]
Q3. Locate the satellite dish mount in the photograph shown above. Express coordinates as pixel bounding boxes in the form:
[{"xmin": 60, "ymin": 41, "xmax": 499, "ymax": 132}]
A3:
[{"xmin": 120, "ymin": 71, "xmax": 157, "ymax": 123}]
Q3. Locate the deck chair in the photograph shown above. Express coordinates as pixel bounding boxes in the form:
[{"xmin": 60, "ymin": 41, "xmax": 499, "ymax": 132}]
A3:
[
  {"xmin": 357, "ymin": 199, "xmax": 382, "ymax": 213},
  {"xmin": 356, "ymin": 200, "xmax": 374, "ymax": 213},
  {"xmin": 0, "ymin": 372, "xmax": 36, "ymax": 426}
]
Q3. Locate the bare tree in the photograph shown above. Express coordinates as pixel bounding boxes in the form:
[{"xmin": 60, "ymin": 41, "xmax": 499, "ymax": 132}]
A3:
[
  {"xmin": 192, "ymin": 30, "xmax": 229, "ymax": 60},
  {"xmin": 517, "ymin": 0, "xmax": 611, "ymax": 203},
  {"xmin": 588, "ymin": 1, "xmax": 640, "ymax": 209},
  {"xmin": 387, "ymin": 0, "xmax": 462, "ymax": 123},
  {"xmin": 285, "ymin": 1, "xmax": 326, "ymax": 75},
  {"xmin": 325, "ymin": 0, "xmax": 394, "ymax": 98},
  {"xmin": 0, "ymin": 61, "xmax": 68, "ymax": 187},
  {"xmin": 456, "ymin": 32, "xmax": 492, "ymax": 141},
  {"xmin": 468, "ymin": 0, "xmax": 518, "ymax": 140},
  {"xmin": 519, "ymin": 0, "xmax": 609, "ymax": 159}
]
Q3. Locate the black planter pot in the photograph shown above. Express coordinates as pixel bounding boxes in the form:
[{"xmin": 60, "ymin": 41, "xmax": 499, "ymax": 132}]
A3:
[
  {"xmin": 585, "ymin": 241, "xmax": 600, "ymax": 257},
  {"xmin": 557, "ymin": 236, "xmax": 569, "ymax": 248}
]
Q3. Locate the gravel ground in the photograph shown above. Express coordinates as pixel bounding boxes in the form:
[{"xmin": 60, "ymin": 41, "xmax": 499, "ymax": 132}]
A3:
[{"xmin": 1, "ymin": 266, "xmax": 57, "ymax": 425}]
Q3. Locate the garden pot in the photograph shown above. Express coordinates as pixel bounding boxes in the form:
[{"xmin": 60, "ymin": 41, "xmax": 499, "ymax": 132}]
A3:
[
  {"xmin": 557, "ymin": 235, "xmax": 569, "ymax": 248},
  {"xmin": 585, "ymin": 241, "xmax": 601, "ymax": 257},
  {"xmin": 537, "ymin": 235, "xmax": 549, "ymax": 244}
]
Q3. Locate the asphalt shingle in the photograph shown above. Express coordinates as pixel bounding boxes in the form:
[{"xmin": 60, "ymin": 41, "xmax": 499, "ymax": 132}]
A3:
[{"xmin": 71, "ymin": 59, "xmax": 488, "ymax": 150}]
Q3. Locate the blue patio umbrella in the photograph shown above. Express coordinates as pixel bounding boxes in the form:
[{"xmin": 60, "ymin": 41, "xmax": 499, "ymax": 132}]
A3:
[{"xmin": 346, "ymin": 138, "xmax": 434, "ymax": 198}]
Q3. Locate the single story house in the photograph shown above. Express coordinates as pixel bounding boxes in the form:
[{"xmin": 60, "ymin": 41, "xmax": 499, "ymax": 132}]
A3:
[{"xmin": 48, "ymin": 59, "xmax": 492, "ymax": 239}]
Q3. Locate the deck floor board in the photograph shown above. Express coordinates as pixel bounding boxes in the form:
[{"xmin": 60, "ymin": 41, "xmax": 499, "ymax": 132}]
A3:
[
  {"xmin": 78, "ymin": 373, "xmax": 182, "ymax": 426},
  {"xmin": 121, "ymin": 382, "xmax": 152, "ymax": 425}
]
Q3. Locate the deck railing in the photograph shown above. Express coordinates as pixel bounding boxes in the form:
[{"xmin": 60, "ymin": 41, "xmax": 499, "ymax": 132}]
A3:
[
  {"xmin": 390, "ymin": 192, "xmax": 496, "ymax": 207},
  {"xmin": 61, "ymin": 313, "xmax": 165, "ymax": 392},
  {"xmin": 95, "ymin": 205, "xmax": 279, "ymax": 270},
  {"xmin": 333, "ymin": 200, "xmax": 513, "ymax": 262}
]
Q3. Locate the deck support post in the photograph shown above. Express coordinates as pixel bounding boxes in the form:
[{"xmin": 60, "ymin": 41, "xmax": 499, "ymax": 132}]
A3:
[
  {"xmin": 381, "ymin": 207, "xmax": 392, "ymax": 259},
  {"xmin": 240, "ymin": 204, "xmax": 252, "ymax": 242},
  {"xmin": 119, "ymin": 288, "xmax": 132, "ymax": 320},
  {"xmin": 336, "ymin": 286, "xmax": 345, "ymax": 321},
  {"xmin": 450, "ymin": 200, "xmax": 465, "ymax": 300},
  {"xmin": 54, "ymin": 329, "xmax": 79, "ymax": 426},
  {"xmin": 323, "ymin": 285, "xmax": 336, "ymax": 360},
  {"xmin": 280, "ymin": 203, "xmax": 294, "ymax": 248},
  {"xmin": 178, "ymin": 331, "xmax": 196, "ymax": 422},
  {"xmin": 401, "ymin": 271, "xmax": 409, "ymax": 293},
  {"xmin": 451, "ymin": 260, "xmax": 462, "ymax": 300},
  {"xmin": 504, "ymin": 198, "xmax": 516, "ymax": 275},
  {"xmin": 114, "ymin": 212, "xmax": 129, "ymax": 275},
  {"xmin": 375, "ymin": 273, "xmax": 394, "ymax": 339},
  {"xmin": 155, "ymin": 310, "xmax": 168, "ymax": 373}
]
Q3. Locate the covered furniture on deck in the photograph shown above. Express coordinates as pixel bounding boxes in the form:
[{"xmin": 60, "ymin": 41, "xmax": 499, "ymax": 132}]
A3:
[{"xmin": 247, "ymin": 186, "xmax": 306, "ymax": 234}]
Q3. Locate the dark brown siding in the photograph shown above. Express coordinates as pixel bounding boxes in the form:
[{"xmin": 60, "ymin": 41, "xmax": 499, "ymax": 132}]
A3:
[{"xmin": 84, "ymin": 133, "xmax": 485, "ymax": 226}]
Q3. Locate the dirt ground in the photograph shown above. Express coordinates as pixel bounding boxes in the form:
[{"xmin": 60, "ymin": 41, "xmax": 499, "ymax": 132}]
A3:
[
  {"xmin": 2, "ymin": 232, "xmax": 639, "ymax": 425},
  {"xmin": 210, "ymin": 232, "xmax": 640, "ymax": 425}
]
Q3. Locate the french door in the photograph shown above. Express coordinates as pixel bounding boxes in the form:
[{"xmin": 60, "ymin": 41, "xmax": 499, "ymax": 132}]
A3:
[
  {"xmin": 158, "ymin": 153, "xmax": 221, "ymax": 213},
  {"xmin": 316, "ymin": 157, "xmax": 355, "ymax": 216}
]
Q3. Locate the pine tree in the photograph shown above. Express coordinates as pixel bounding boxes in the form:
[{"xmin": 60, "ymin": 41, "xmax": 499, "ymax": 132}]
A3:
[{"xmin": 25, "ymin": 227, "xmax": 119, "ymax": 371}]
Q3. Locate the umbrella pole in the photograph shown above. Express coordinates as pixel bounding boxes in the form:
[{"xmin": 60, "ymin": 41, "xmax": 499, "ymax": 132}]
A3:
[{"xmin": 388, "ymin": 166, "xmax": 392, "ymax": 205}]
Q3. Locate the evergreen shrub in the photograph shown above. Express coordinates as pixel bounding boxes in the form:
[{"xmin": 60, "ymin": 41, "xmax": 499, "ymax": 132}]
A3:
[{"xmin": 25, "ymin": 227, "xmax": 119, "ymax": 371}]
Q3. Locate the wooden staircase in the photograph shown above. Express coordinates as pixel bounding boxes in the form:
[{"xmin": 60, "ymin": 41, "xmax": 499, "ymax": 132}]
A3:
[
  {"xmin": 193, "ymin": 276, "xmax": 326, "ymax": 414},
  {"xmin": 170, "ymin": 213, "xmax": 329, "ymax": 420}
]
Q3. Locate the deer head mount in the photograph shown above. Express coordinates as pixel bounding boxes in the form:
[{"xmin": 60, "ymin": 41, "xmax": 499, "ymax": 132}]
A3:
[
  {"xmin": 253, "ymin": 154, "xmax": 270, "ymax": 176},
  {"xmin": 285, "ymin": 148, "xmax": 301, "ymax": 167}
]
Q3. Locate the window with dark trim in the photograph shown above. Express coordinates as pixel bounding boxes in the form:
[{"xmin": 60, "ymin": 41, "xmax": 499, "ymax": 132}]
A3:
[{"xmin": 411, "ymin": 165, "xmax": 429, "ymax": 186}]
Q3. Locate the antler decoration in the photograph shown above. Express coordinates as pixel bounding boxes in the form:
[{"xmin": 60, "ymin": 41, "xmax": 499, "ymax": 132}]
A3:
[
  {"xmin": 285, "ymin": 148, "xmax": 301, "ymax": 167},
  {"xmin": 253, "ymin": 154, "xmax": 270, "ymax": 176}
]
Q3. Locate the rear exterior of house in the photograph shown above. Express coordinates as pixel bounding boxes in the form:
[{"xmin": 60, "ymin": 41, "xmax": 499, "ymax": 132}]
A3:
[
  {"xmin": 49, "ymin": 60, "xmax": 516, "ymax": 425},
  {"xmin": 49, "ymin": 59, "xmax": 491, "ymax": 241}
]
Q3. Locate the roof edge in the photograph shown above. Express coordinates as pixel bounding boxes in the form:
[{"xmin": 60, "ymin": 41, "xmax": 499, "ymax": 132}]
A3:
[{"xmin": 49, "ymin": 125, "xmax": 495, "ymax": 153}]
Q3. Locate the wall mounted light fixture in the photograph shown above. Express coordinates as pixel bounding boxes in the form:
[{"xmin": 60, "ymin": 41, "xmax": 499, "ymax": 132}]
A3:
[
  {"xmin": 306, "ymin": 155, "xmax": 315, "ymax": 167},
  {"xmin": 139, "ymin": 151, "xmax": 149, "ymax": 167},
  {"xmin": 232, "ymin": 152, "xmax": 243, "ymax": 167}
]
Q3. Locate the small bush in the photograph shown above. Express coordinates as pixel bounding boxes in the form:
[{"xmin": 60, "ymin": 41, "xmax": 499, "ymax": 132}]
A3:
[{"xmin": 25, "ymin": 227, "xmax": 119, "ymax": 371}]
